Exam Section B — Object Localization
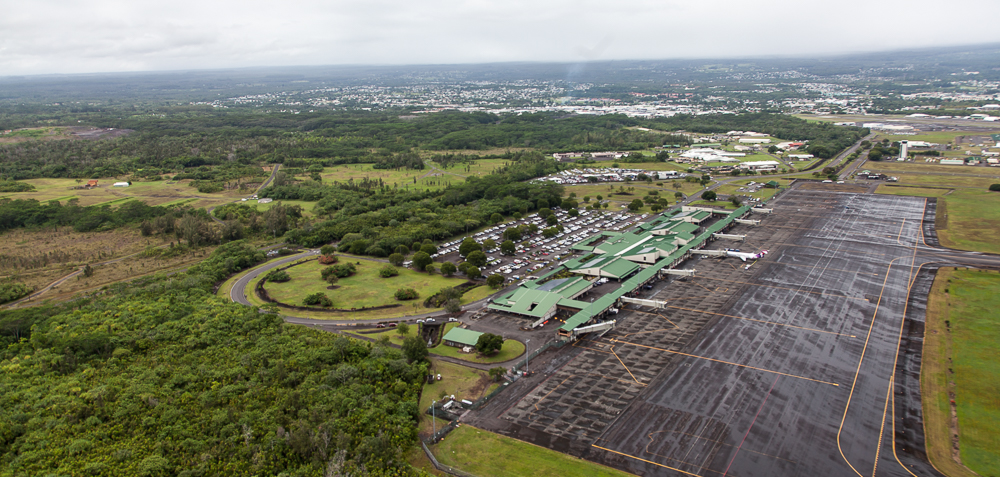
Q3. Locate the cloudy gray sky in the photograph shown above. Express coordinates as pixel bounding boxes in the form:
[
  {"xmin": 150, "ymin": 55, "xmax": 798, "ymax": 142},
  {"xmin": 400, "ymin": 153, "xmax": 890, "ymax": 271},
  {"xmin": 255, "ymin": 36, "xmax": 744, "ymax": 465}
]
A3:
[{"xmin": 3, "ymin": 0, "xmax": 1000, "ymax": 76}]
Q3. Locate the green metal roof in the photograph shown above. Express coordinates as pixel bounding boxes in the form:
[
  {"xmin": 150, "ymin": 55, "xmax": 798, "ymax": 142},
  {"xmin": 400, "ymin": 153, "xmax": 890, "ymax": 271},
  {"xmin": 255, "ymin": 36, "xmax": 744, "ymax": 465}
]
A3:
[
  {"xmin": 600, "ymin": 258, "xmax": 641, "ymax": 278},
  {"xmin": 539, "ymin": 276, "xmax": 592, "ymax": 299},
  {"xmin": 442, "ymin": 328, "xmax": 483, "ymax": 347},
  {"xmin": 488, "ymin": 288, "xmax": 563, "ymax": 318},
  {"xmin": 560, "ymin": 204, "xmax": 751, "ymax": 332}
]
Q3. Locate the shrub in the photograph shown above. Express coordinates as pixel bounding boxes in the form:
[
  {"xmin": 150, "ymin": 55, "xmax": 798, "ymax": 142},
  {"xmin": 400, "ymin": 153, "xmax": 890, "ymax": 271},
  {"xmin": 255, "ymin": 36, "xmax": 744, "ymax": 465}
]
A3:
[
  {"xmin": 379, "ymin": 265, "xmax": 399, "ymax": 278},
  {"xmin": 318, "ymin": 254, "xmax": 339, "ymax": 265},
  {"xmin": 475, "ymin": 333, "xmax": 504, "ymax": 355},
  {"xmin": 321, "ymin": 263, "xmax": 356, "ymax": 283},
  {"xmin": 265, "ymin": 269, "xmax": 291, "ymax": 282},
  {"xmin": 989, "ymin": 184, "xmax": 1000, "ymax": 191},
  {"xmin": 394, "ymin": 288, "xmax": 419, "ymax": 301},
  {"xmin": 388, "ymin": 253, "xmax": 404, "ymax": 266},
  {"xmin": 303, "ymin": 292, "xmax": 333, "ymax": 307}
]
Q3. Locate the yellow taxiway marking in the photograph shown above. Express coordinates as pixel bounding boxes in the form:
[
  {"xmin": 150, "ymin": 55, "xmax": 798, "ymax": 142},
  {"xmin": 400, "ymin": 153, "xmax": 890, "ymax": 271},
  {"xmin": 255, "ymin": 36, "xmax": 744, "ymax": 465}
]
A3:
[{"xmin": 592, "ymin": 444, "xmax": 703, "ymax": 477}]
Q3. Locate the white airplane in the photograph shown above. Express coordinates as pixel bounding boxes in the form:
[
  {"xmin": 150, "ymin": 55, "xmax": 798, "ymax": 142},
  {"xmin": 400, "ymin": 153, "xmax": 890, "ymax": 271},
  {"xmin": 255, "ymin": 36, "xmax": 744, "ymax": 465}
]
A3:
[{"xmin": 727, "ymin": 249, "xmax": 768, "ymax": 262}]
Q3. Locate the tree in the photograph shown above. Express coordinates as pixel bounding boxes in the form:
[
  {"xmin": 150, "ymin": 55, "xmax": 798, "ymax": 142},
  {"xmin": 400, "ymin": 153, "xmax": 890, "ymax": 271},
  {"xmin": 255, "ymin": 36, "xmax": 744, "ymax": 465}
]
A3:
[
  {"xmin": 490, "ymin": 212, "xmax": 504, "ymax": 225},
  {"xmin": 388, "ymin": 253, "xmax": 404, "ymax": 266},
  {"xmin": 542, "ymin": 227, "xmax": 559, "ymax": 238},
  {"xmin": 656, "ymin": 151, "xmax": 670, "ymax": 161},
  {"xmin": 444, "ymin": 299, "xmax": 462, "ymax": 314},
  {"xmin": 650, "ymin": 204, "xmax": 663, "ymax": 213},
  {"xmin": 466, "ymin": 250, "xmax": 487, "ymax": 268},
  {"xmin": 440, "ymin": 261, "xmax": 457, "ymax": 277},
  {"xmin": 702, "ymin": 190, "xmax": 718, "ymax": 201},
  {"xmin": 320, "ymin": 244, "xmax": 337, "ymax": 256},
  {"xmin": 538, "ymin": 207, "xmax": 552, "ymax": 219},
  {"xmin": 419, "ymin": 243, "xmax": 437, "ymax": 255},
  {"xmin": 458, "ymin": 238, "xmax": 481, "ymax": 257},
  {"xmin": 596, "ymin": 194, "xmax": 603, "ymax": 201},
  {"xmin": 83, "ymin": 264, "xmax": 94, "ymax": 277},
  {"xmin": 628, "ymin": 199, "xmax": 644, "ymax": 212},
  {"xmin": 500, "ymin": 240, "xmax": 515, "ymax": 256},
  {"xmin": 475, "ymin": 333, "xmax": 504, "ymax": 355},
  {"xmin": 402, "ymin": 336, "xmax": 428, "ymax": 363},
  {"xmin": 487, "ymin": 273, "xmax": 505, "ymax": 289},
  {"xmin": 989, "ymin": 184, "xmax": 1000, "ymax": 191},
  {"xmin": 561, "ymin": 198, "xmax": 577, "ymax": 210},
  {"xmin": 503, "ymin": 227, "xmax": 522, "ymax": 242},
  {"xmin": 675, "ymin": 191, "xmax": 683, "ymax": 199},
  {"xmin": 730, "ymin": 196, "xmax": 742, "ymax": 206},
  {"xmin": 568, "ymin": 209, "xmax": 579, "ymax": 217},
  {"xmin": 546, "ymin": 215, "xmax": 558, "ymax": 226},
  {"xmin": 583, "ymin": 196, "xmax": 590, "ymax": 203},
  {"xmin": 395, "ymin": 244, "xmax": 410, "ymax": 255},
  {"xmin": 483, "ymin": 238, "xmax": 496, "ymax": 250},
  {"xmin": 465, "ymin": 265, "xmax": 481, "ymax": 279},
  {"xmin": 425, "ymin": 264, "xmax": 436, "ymax": 274},
  {"xmin": 411, "ymin": 251, "xmax": 432, "ymax": 271},
  {"xmin": 536, "ymin": 198, "xmax": 549, "ymax": 209},
  {"xmin": 488, "ymin": 367, "xmax": 507, "ymax": 381},
  {"xmin": 396, "ymin": 322, "xmax": 410, "ymax": 337}
]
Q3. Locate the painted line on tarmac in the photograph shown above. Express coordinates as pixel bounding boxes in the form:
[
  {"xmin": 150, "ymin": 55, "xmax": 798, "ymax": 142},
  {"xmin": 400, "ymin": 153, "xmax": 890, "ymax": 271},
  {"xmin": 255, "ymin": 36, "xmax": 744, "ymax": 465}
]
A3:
[
  {"xmin": 592, "ymin": 444, "xmax": 703, "ymax": 477},
  {"xmin": 606, "ymin": 338, "xmax": 839, "ymax": 387},
  {"xmin": 664, "ymin": 305, "xmax": 856, "ymax": 338}
]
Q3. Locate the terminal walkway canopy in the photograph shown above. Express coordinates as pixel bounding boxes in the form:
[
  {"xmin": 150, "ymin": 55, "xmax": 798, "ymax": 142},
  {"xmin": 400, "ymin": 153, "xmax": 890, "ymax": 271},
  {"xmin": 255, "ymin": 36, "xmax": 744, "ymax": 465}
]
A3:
[{"xmin": 559, "ymin": 204, "xmax": 752, "ymax": 334}]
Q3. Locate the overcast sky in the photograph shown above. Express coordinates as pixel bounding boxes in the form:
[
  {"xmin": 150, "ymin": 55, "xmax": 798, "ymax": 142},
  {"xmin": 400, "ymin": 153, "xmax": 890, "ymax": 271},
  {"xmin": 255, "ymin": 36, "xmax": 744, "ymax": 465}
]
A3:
[{"xmin": 3, "ymin": 0, "xmax": 1000, "ymax": 76}]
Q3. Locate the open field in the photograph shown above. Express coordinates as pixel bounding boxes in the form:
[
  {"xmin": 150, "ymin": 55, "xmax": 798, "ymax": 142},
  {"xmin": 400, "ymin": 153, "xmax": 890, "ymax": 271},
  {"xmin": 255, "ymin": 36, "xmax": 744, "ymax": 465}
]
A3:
[
  {"xmin": 429, "ymin": 158, "xmax": 508, "ymax": 177},
  {"xmin": 253, "ymin": 199, "xmax": 320, "ymax": 217},
  {"xmin": 876, "ymin": 130, "xmax": 1000, "ymax": 147},
  {"xmin": 9, "ymin": 177, "xmax": 246, "ymax": 209},
  {"xmin": 875, "ymin": 185, "xmax": 951, "ymax": 197},
  {"xmin": 862, "ymin": 161, "xmax": 1000, "ymax": 177},
  {"xmin": 0, "ymin": 227, "xmax": 188, "ymax": 294},
  {"xmin": 241, "ymin": 257, "xmax": 494, "ymax": 320},
  {"xmin": 922, "ymin": 268, "xmax": 988, "ymax": 477},
  {"xmin": 265, "ymin": 260, "xmax": 474, "ymax": 309},
  {"xmin": 419, "ymin": 359, "xmax": 494, "ymax": 435},
  {"xmin": 931, "ymin": 270, "xmax": 1000, "ymax": 476},
  {"xmin": 433, "ymin": 425, "xmax": 634, "ymax": 477},
  {"xmin": 318, "ymin": 164, "xmax": 454, "ymax": 192}
]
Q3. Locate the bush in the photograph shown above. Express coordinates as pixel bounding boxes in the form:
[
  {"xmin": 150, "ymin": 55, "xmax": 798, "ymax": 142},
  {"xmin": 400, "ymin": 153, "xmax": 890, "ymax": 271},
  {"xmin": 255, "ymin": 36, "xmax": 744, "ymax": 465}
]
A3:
[
  {"xmin": 486, "ymin": 274, "xmax": 505, "ymax": 289},
  {"xmin": 388, "ymin": 253, "xmax": 404, "ymax": 266},
  {"xmin": 379, "ymin": 265, "xmax": 399, "ymax": 278},
  {"xmin": 265, "ymin": 269, "xmax": 291, "ymax": 282},
  {"xmin": 321, "ymin": 263, "xmax": 356, "ymax": 283},
  {"xmin": 303, "ymin": 292, "xmax": 333, "ymax": 307},
  {"xmin": 318, "ymin": 254, "xmax": 339, "ymax": 265},
  {"xmin": 440, "ymin": 261, "xmax": 457, "ymax": 277},
  {"xmin": 990, "ymin": 184, "xmax": 1000, "ymax": 191},
  {"xmin": 394, "ymin": 288, "xmax": 419, "ymax": 300},
  {"xmin": 0, "ymin": 282, "xmax": 32, "ymax": 304}
]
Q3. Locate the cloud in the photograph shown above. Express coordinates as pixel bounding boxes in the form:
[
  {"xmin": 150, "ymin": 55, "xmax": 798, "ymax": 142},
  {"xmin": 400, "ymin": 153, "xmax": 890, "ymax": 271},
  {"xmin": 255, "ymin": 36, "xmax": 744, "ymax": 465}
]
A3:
[{"xmin": 2, "ymin": 0, "xmax": 999, "ymax": 75}]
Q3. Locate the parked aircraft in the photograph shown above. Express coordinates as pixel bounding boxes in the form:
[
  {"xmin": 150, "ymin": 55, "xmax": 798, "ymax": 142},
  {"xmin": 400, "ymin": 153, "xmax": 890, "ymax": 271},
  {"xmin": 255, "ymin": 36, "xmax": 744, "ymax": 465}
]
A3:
[{"xmin": 727, "ymin": 249, "xmax": 768, "ymax": 261}]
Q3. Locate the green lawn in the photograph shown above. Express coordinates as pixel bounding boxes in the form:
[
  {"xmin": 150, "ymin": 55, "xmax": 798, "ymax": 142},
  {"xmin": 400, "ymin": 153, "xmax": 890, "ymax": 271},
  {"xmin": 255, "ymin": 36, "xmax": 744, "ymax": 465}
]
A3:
[
  {"xmin": 265, "ymin": 260, "xmax": 473, "ymax": 309},
  {"xmin": 433, "ymin": 425, "xmax": 634, "ymax": 477},
  {"xmin": 923, "ymin": 269, "xmax": 1000, "ymax": 477},
  {"xmin": 419, "ymin": 359, "xmax": 493, "ymax": 435},
  {"xmin": 430, "ymin": 325, "xmax": 525, "ymax": 364}
]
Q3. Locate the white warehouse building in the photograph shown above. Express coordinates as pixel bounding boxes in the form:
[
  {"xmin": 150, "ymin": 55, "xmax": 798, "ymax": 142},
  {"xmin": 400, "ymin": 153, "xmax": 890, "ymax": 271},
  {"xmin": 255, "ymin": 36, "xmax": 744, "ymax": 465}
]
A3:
[{"xmin": 739, "ymin": 160, "xmax": 781, "ymax": 172}]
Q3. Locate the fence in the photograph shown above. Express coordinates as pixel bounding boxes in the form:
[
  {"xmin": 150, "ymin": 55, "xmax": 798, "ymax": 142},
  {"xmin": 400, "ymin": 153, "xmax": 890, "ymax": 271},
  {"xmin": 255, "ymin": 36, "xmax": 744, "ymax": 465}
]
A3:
[{"xmin": 420, "ymin": 440, "xmax": 478, "ymax": 477}]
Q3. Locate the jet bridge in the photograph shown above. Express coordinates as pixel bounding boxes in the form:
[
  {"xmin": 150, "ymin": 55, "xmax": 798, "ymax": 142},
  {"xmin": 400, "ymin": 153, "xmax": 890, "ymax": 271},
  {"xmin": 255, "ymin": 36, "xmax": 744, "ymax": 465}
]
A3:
[
  {"xmin": 570, "ymin": 320, "xmax": 616, "ymax": 338},
  {"xmin": 713, "ymin": 233, "xmax": 746, "ymax": 241},
  {"xmin": 735, "ymin": 218, "xmax": 761, "ymax": 226},
  {"xmin": 620, "ymin": 297, "xmax": 668, "ymax": 309},
  {"xmin": 751, "ymin": 207, "xmax": 773, "ymax": 214},
  {"xmin": 660, "ymin": 268, "xmax": 696, "ymax": 277}
]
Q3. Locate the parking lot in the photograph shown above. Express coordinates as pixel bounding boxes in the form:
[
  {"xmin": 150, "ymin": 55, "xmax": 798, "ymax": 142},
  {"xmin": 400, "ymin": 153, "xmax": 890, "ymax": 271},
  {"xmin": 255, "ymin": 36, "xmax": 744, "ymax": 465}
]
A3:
[
  {"xmin": 468, "ymin": 189, "xmax": 944, "ymax": 477},
  {"xmin": 432, "ymin": 208, "xmax": 648, "ymax": 284}
]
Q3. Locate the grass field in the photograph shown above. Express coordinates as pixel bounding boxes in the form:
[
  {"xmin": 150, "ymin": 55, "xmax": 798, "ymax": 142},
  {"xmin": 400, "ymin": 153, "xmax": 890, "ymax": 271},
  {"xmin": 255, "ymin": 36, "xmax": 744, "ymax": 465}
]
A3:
[
  {"xmin": 244, "ymin": 258, "xmax": 495, "ymax": 320},
  {"xmin": 432, "ymin": 425, "xmax": 634, "ymax": 477},
  {"xmin": 862, "ymin": 161, "xmax": 1000, "ymax": 177},
  {"xmin": 877, "ymin": 130, "xmax": 1000, "ymax": 147},
  {"xmin": 358, "ymin": 322, "xmax": 525, "ymax": 364},
  {"xmin": 419, "ymin": 359, "xmax": 494, "ymax": 435},
  {"xmin": 12, "ymin": 178, "xmax": 246, "ymax": 209},
  {"xmin": 319, "ymin": 164, "xmax": 455, "ymax": 192},
  {"xmin": 253, "ymin": 199, "xmax": 320, "ymax": 217},
  {"xmin": 430, "ymin": 158, "xmax": 508, "ymax": 177},
  {"xmin": 714, "ymin": 179, "xmax": 789, "ymax": 201},
  {"xmin": 923, "ymin": 268, "xmax": 1000, "ymax": 477},
  {"xmin": 863, "ymin": 165, "xmax": 1000, "ymax": 254}
]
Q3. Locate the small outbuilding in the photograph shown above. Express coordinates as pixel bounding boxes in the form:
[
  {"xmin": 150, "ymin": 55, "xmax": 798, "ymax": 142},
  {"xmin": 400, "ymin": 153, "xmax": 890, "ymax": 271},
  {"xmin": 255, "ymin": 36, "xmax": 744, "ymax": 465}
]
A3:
[
  {"xmin": 442, "ymin": 328, "xmax": 483, "ymax": 348},
  {"xmin": 113, "ymin": 182, "xmax": 129, "ymax": 187}
]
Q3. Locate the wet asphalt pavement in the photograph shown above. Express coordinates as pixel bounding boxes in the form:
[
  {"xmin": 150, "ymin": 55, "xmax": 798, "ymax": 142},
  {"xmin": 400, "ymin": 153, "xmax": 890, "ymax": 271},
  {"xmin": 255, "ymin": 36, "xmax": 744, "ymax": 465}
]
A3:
[{"xmin": 470, "ymin": 187, "xmax": 1000, "ymax": 477}]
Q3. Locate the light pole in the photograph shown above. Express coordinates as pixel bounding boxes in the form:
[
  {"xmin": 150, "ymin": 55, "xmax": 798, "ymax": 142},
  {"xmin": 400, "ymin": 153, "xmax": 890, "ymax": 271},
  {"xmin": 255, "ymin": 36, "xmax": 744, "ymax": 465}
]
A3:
[
  {"xmin": 432, "ymin": 400, "xmax": 436, "ymax": 438},
  {"xmin": 524, "ymin": 339, "xmax": 531, "ymax": 374}
]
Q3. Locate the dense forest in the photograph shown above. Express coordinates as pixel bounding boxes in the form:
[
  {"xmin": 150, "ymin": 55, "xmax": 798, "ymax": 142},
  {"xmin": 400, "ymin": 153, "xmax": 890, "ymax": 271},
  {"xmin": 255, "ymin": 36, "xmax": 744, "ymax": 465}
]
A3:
[{"xmin": 0, "ymin": 242, "xmax": 426, "ymax": 476}]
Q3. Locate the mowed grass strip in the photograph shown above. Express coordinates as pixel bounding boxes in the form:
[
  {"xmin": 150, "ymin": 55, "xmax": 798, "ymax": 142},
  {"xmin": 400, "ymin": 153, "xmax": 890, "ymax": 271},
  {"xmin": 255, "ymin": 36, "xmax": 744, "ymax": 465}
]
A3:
[
  {"xmin": 433, "ymin": 425, "xmax": 634, "ymax": 477},
  {"xmin": 264, "ymin": 259, "xmax": 474, "ymax": 309},
  {"xmin": 923, "ymin": 268, "xmax": 1000, "ymax": 477},
  {"xmin": 935, "ymin": 189, "xmax": 1000, "ymax": 254}
]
